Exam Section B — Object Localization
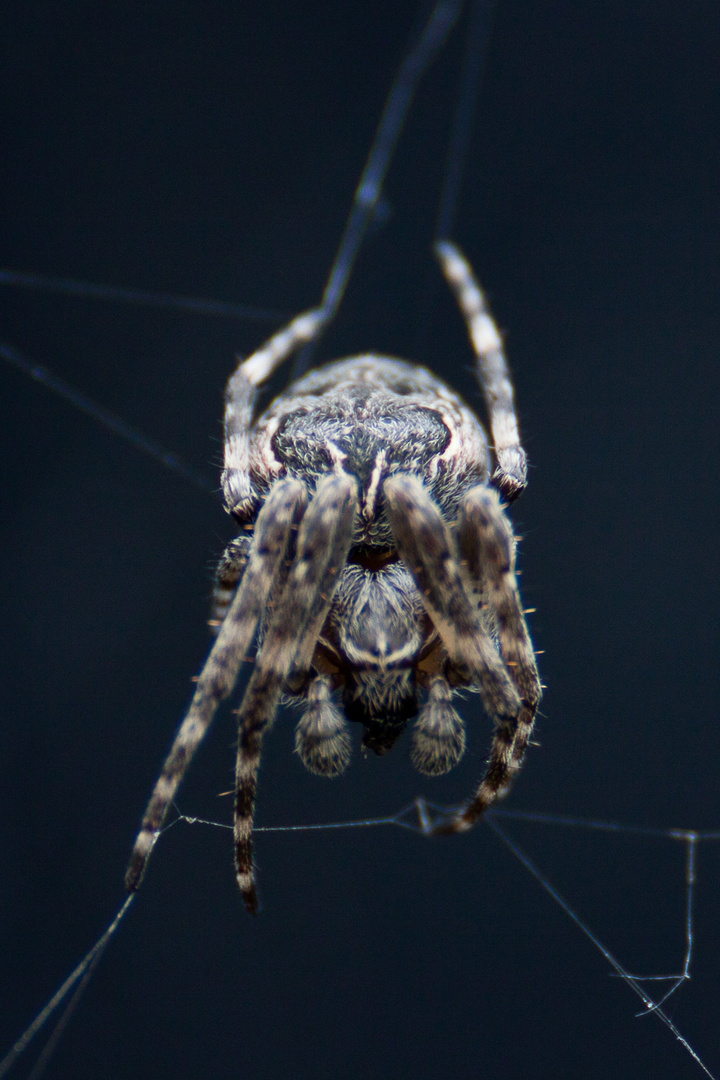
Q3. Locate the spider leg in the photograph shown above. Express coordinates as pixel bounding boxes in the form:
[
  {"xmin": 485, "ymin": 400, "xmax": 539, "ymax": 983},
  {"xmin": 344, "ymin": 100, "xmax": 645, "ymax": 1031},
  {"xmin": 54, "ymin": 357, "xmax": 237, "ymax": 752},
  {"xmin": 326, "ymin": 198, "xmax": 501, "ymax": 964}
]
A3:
[
  {"xmin": 125, "ymin": 477, "xmax": 307, "ymax": 892},
  {"xmin": 457, "ymin": 486, "xmax": 540, "ymax": 709},
  {"xmin": 209, "ymin": 534, "xmax": 252, "ymax": 630},
  {"xmin": 222, "ymin": 307, "xmax": 328, "ymax": 516},
  {"xmin": 434, "ymin": 240, "xmax": 527, "ymax": 501},
  {"xmin": 233, "ymin": 473, "xmax": 358, "ymax": 913},
  {"xmin": 384, "ymin": 474, "xmax": 520, "ymax": 714},
  {"xmin": 456, "ymin": 485, "xmax": 542, "ymax": 806},
  {"xmin": 213, "ymin": 302, "xmax": 329, "ymax": 621},
  {"xmin": 383, "ymin": 473, "xmax": 524, "ymax": 833}
]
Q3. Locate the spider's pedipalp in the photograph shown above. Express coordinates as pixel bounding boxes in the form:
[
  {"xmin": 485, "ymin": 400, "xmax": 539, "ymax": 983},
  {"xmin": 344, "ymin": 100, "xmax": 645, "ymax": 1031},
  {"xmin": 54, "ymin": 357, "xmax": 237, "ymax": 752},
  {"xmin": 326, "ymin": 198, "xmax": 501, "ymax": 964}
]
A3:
[
  {"xmin": 295, "ymin": 675, "xmax": 352, "ymax": 776},
  {"xmin": 233, "ymin": 472, "xmax": 359, "ymax": 912},
  {"xmin": 125, "ymin": 477, "xmax": 307, "ymax": 893},
  {"xmin": 435, "ymin": 240, "xmax": 527, "ymax": 501},
  {"xmin": 411, "ymin": 675, "xmax": 466, "ymax": 776}
]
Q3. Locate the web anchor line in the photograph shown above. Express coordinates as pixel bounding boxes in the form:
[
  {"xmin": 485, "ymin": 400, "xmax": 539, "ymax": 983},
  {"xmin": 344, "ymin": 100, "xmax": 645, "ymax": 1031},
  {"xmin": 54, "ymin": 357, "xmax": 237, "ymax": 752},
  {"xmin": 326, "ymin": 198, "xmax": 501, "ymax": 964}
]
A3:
[
  {"xmin": 615, "ymin": 830, "xmax": 697, "ymax": 1018},
  {"xmin": 292, "ymin": 0, "xmax": 465, "ymax": 378},
  {"xmin": 0, "ymin": 344, "xmax": 216, "ymax": 495},
  {"xmin": 3, "ymin": 1, "xmax": 487, "ymax": 491},
  {"xmin": 0, "ymin": 268, "xmax": 285, "ymax": 323},
  {"xmin": 3, "ymin": 802, "xmax": 716, "ymax": 1080},
  {"xmin": 2, "ymin": 0, "xmax": 467, "ymax": 491},
  {"xmin": 0, "ymin": 896, "xmax": 135, "ymax": 1080}
]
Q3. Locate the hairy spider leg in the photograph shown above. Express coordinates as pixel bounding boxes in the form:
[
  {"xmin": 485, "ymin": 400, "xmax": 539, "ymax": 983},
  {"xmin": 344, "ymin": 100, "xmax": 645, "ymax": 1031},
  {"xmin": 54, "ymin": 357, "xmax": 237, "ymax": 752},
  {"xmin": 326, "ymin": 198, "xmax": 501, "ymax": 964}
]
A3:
[
  {"xmin": 222, "ymin": 308, "xmax": 328, "ymax": 515},
  {"xmin": 126, "ymin": 305, "xmax": 330, "ymax": 893},
  {"xmin": 383, "ymin": 473, "xmax": 530, "ymax": 834},
  {"xmin": 125, "ymin": 477, "xmax": 307, "ymax": 892},
  {"xmin": 434, "ymin": 240, "xmax": 527, "ymax": 500},
  {"xmin": 455, "ymin": 486, "xmax": 541, "ymax": 817},
  {"xmin": 233, "ymin": 474, "xmax": 359, "ymax": 914}
]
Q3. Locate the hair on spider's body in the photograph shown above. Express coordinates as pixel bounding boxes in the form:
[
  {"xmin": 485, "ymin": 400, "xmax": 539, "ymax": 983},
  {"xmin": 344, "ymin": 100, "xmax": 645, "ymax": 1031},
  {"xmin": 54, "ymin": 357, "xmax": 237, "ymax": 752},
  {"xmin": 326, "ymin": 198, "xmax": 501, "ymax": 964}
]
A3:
[{"xmin": 126, "ymin": 243, "xmax": 541, "ymax": 913}]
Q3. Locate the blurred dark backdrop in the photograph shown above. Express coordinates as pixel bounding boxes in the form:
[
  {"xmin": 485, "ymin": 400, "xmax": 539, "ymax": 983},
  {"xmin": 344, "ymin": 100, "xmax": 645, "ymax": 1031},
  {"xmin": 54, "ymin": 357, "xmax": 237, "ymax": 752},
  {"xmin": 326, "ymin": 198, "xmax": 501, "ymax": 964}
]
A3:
[{"xmin": 1, "ymin": 2, "xmax": 719, "ymax": 1078}]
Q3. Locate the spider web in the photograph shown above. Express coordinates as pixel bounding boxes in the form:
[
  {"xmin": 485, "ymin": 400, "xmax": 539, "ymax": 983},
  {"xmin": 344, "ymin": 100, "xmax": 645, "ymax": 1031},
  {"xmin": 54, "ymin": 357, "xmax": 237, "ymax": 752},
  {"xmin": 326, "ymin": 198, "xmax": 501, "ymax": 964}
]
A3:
[
  {"xmin": 1, "ymin": 2, "xmax": 719, "ymax": 1079},
  {"xmin": 1, "ymin": 805, "xmax": 716, "ymax": 1079}
]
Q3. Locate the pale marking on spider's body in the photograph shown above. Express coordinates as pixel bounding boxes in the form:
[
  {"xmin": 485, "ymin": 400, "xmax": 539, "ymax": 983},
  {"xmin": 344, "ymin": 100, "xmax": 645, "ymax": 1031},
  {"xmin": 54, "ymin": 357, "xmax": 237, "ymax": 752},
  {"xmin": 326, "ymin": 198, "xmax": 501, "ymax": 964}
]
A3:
[{"xmin": 362, "ymin": 449, "xmax": 387, "ymax": 522}]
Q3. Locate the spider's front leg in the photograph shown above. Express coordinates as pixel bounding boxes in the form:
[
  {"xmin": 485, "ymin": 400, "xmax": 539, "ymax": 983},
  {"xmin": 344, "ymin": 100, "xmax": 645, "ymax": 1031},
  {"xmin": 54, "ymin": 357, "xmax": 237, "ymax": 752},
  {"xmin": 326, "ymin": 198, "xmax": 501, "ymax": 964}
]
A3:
[
  {"xmin": 384, "ymin": 474, "xmax": 540, "ymax": 834},
  {"xmin": 125, "ymin": 307, "xmax": 330, "ymax": 896},
  {"xmin": 454, "ymin": 485, "xmax": 541, "ymax": 817},
  {"xmin": 125, "ymin": 477, "xmax": 307, "ymax": 892},
  {"xmin": 233, "ymin": 472, "xmax": 358, "ymax": 914}
]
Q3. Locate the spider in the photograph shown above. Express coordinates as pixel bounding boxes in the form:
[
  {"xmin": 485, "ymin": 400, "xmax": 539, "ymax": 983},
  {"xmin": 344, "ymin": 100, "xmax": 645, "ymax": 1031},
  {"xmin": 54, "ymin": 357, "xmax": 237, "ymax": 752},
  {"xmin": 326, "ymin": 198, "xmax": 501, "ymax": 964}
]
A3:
[{"xmin": 125, "ymin": 240, "xmax": 541, "ymax": 914}]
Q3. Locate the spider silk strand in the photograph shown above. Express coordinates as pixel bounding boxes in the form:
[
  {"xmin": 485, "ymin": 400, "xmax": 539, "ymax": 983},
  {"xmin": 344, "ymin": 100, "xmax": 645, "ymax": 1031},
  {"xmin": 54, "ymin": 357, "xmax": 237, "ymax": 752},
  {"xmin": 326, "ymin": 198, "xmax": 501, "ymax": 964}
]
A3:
[{"xmin": 292, "ymin": 0, "xmax": 465, "ymax": 377}]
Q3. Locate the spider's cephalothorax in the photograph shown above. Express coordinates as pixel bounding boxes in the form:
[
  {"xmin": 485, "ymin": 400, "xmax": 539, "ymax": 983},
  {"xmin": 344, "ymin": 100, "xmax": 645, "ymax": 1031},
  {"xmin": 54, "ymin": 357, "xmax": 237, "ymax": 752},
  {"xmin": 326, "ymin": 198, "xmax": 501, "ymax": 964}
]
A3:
[{"xmin": 126, "ymin": 243, "xmax": 541, "ymax": 913}]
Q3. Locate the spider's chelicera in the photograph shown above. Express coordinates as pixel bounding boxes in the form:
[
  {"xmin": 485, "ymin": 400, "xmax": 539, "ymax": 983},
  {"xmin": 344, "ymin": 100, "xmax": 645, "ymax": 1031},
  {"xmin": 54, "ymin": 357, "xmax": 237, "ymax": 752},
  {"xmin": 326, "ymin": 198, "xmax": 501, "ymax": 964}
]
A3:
[{"xmin": 126, "ymin": 242, "xmax": 541, "ymax": 913}]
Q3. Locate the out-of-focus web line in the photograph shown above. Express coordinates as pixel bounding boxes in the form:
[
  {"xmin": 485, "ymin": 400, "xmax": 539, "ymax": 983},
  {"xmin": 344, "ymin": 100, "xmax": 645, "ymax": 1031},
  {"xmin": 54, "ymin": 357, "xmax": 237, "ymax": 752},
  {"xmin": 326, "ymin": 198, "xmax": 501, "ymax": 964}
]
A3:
[
  {"xmin": 0, "ymin": 259, "xmax": 283, "ymax": 499},
  {"xmin": 414, "ymin": 0, "xmax": 494, "ymax": 363},
  {"xmin": 291, "ymin": 0, "xmax": 465, "ymax": 378},
  {"xmin": 0, "ymin": 344, "xmax": 216, "ymax": 495},
  {"xmin": 1, "ymin": 0, "xmax": 485, "ymax": 489},
  {"xmin": 435, "ymin": 0, "xmax": 493, "ymax": 243},
  {"xmin": 0, "ymin": 269, "xmax": 284, "ymax": 323},
  {"xmin": 2, "ymin": 803, "xmax": 715, "ymax": 1080},
  {"xmin": 0, "ymin": 0, "xmax": 465, "ymax": 491}
]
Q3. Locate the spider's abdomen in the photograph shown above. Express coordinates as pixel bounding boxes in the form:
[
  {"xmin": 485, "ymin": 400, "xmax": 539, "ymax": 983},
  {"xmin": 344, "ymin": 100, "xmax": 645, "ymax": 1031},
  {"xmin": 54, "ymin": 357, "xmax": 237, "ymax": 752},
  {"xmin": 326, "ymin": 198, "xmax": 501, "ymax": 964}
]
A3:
[{"xmin": 273, "ymin": 402, "xmax": 448, "ymax": 529}]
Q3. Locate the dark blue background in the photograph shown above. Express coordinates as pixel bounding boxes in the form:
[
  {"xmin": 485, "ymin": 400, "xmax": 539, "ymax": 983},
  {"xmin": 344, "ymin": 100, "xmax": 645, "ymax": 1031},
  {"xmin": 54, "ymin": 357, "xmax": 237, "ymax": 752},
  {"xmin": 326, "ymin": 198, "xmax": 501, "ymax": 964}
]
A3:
[{"xmin": 2, "ymin": 2, "xmax": 720, "ymax": 1078}]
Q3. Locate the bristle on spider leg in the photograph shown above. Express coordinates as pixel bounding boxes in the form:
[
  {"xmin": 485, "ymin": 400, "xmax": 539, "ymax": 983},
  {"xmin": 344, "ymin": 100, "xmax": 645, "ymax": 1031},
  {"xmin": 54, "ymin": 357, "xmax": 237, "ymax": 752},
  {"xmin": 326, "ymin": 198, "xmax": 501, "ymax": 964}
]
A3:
[
  {"xmin": 383, "ymin": 474, "xmax": 539, "ymax": 838},
  {"xmin": 383, "ymin": 473, "xmax": 520, "ymax": 720},
  {"xmin": 456, "ymin": 486, "xmax": 541, "ymax": 710},
  {"xmin": 434, "ymin": 240, "xmax": 527, "ymax": 500}
]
